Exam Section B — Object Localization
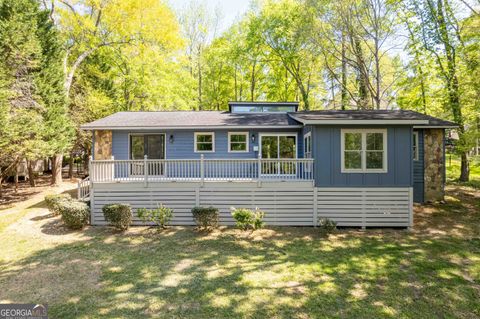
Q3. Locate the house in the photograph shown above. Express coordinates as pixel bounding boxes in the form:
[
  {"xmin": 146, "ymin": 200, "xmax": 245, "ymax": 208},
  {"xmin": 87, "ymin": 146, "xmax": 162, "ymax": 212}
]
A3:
[{"xmin": 79, "ymin": 102, "xmax": 456, "ymax": 228}]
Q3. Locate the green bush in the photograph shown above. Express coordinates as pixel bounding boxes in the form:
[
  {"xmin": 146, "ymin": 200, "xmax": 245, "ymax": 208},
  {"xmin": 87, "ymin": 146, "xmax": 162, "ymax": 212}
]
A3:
[
  {"xmin": 45, "ymin": 194, "xmax": 72, "ymax": 215},
  {"xmin": 58, "ymin": 200, "xmax": 90, "ymax": 229},
  {"xmin": 137, "ymin": 204, "xmax": 173, "ymax": 228},
  {"xmin": 102, "ymin": 204, "xmax": 132, "ymax": 231},
  {"xmin": 231, "ymin": 207, "xmax": 265, "ymax": 230},
  {"xmin": 317, "ymin": 217, "xmax": 337, "ymax": 234},
  {"xmin": 191, "ymin": 206, "xmax": 219, "ymax": 231}
]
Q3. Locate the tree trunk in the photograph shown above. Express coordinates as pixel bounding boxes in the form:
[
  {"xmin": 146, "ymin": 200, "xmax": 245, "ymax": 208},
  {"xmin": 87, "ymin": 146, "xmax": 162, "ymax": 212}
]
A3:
[
  {"xmin": 27, "ymin": 160, "xmax": 36, "ymax": 187},
  {"xmin": 51, "ymin": 154, "xmax": 63, "ymax": 185},
  {"xmin": 341, "ymin": 32, "xmax": 348, "ymax": 110},
  {"xmin": 460, "ymin": 151, "xmax": 470, "ymax": 182},
  {"xmin": 0, "ymin": 168, "xmax": 3, "ymax": 199},
  {"xmin": 14, "ymin": 168, "xmax": 18, "ymax": 193},
  {"xmin": 68, "ymin": 152, "xmax": 74, "ymax": 179}
]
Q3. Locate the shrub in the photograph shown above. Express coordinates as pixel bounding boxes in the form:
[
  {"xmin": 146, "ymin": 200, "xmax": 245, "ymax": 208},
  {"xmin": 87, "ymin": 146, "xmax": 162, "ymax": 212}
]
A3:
[
  {"xmin": 191, "ymin": 206, "xmax": 219, "ymax": 230},
  {"xmin": 317, "ymin": 217, "xmax": 337, "ymax": 234},
  {"xmin": 45, "ymin": 194, "xmax": 72, "ymax": 215},
  {"xmin": 137, "ymin": 204, "xmax": 173, "ymax": 228},
  {"xmin": 102, "ymin": 204, "xmax": 132, "ymax": 231},
  {"xmin": 231, "ymin": 207, "xmax": 265, "ymax": 230},
  {"xmin": 58, "ymin": 200, "xmax": 90, "ymax": 229}
]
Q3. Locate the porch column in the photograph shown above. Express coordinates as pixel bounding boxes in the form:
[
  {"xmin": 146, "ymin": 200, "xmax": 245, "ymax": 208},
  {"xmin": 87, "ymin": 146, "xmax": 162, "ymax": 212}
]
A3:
[{"xmin": 423, "ymin": 129, "xmax": 445, "ymax": 202}]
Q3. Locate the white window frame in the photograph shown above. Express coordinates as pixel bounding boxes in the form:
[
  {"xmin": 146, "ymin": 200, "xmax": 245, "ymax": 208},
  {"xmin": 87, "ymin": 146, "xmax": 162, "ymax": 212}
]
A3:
[
  {"xmin": 194, "ymin": 132, "xmax": 215, "ymax": 153},
  {"xmin": 228, "ymin": 132, "xmax": 249, "ymax": 153},
  {"xmin": 304, "ymin": 132, "xmax": 312, "ymax": 158},
  {"xmin": 259, "ymin": 133, "xmax": 298, "ymax": 159},
  {"xmin": 341, "ymin": 129, "xmax": 388, "ymax": 173},
  {"xmin": 413, "ymin": 131, "xmax": 419, "ymax": 161}
]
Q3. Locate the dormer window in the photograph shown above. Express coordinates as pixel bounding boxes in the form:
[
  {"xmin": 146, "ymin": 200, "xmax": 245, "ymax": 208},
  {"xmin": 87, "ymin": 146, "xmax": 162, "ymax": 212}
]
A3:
[{"xmin": 229, "ymin": 102, "xmax": 298, "ymax": 113}]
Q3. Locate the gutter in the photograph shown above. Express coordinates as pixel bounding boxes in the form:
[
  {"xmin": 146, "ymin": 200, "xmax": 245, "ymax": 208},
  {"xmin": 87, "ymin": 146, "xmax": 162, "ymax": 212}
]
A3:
[{"xmin": 288, "ymin": 114, "xmax": 429, "ymax": 125}]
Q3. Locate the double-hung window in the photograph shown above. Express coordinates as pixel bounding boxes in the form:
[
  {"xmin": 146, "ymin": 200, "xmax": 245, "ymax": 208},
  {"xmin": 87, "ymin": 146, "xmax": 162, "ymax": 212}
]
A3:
[
  {"xmin": 341, "ymin": 129, "xmax": 387, "ymax": 173},
  {"xmin": 194, "ymin": 132, "xmax": 215, "ymax": 152},
  {"xmin": 228, "ymin": 132, "xmax": 249, "ymax": 152},
  {"xmin": 304, "ymin": 132, "xmax": 312, "ymax": 158}
]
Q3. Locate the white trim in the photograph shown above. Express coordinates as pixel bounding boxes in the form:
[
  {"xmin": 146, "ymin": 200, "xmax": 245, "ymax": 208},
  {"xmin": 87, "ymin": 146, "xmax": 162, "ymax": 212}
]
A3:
[
  {"xmin": 288, "ymin": 114, "xmax": 428, "ymax": 125},
  {"xmin": 303, "ymin": 132, "xmax": 312, "ymax": 159},
  {"xmin": 81, "ymin": 125, "xmax": 304, "ymax": 130},
  {"xmin": 341, "ymin": 129, "xmax": 388, "ymax": 173},
  {"xmin": 128, "ymin": 133, "xmax": 167, "ymax": 160},
  {"xmin": 194, "ymin": 132, "xmax": 215, "ymax": 153},
  {"xmin": 259, "ymin": 132, "xmax": 299, "ymax": 159},
  {"xmin": 228, "ymin": 132, "xmax": 249, "ymax": 153},
  {"xmin": 412, "ymin": 125, "xmax": 457, "ymax": 128},
  {"xmin": 413, "ymin": 131, "xmax": 419, "ymax": 161}
]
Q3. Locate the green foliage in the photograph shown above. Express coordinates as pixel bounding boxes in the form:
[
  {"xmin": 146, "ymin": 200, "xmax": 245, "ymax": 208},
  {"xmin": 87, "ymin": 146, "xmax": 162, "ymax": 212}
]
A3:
[
  {"xmin": 231, "ymin": 207, "xmax": 265, "ymax": 231},
  {"xmin": 137, "ymin": 204, "xmax": 173, "ymax": 228},
  {"xmin": 102, "ymin": 204, "xmax": 133, "ymax": 231},
  {"xmin": 58, "ymin": 200, "xmax": 90, "ymax": 230},
  {"xmin": 45, "ymin": 194, "xmax": 72, "ymax": 215},
  {"xmin": 317, "ymin": 217, "xmax": 337, "ymax": 234},
  {"xmin": 191, "ymin": 206, "xmax": 219, "ymax": 231}
]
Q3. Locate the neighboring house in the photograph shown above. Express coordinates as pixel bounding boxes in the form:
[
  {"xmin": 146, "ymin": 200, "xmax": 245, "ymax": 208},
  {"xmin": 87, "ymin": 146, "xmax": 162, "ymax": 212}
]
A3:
[{"xmin": 80, "ymin": 102, "xmax": 456, "ymax": 228}]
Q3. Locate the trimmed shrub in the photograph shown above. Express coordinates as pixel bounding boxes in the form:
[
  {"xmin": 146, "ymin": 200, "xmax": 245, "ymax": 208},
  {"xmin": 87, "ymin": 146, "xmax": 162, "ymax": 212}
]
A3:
[
  {"xmin": 45, "ymin": 194, "xmax": 72, "ymax": 215},
  {"xmin": 137, "ymin": 204, "xmax": 173, "ymax": 228},
  {"xmin": 102, "ymin": 204, "xmax": 132, "ymax": 231},
  {"xmin": 317, "ymin": 217, "xmax": 337, "ymax": 234},
  {"xmin": 191, "ymin": 206, "xmax": 219, "ymax": 231},
  {"xmin": 231, "ymin": 207, "xmax": 265, "ymax": 230},
  {"xmin": 58, "ymin": 200, "xmax": 90, "ymax": 229}
]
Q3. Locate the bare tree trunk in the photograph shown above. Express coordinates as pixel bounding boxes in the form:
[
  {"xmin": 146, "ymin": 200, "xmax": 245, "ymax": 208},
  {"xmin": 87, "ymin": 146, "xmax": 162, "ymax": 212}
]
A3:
[
  {"xmin": 68, "ymin": 152, "xmax": 74, "ymax": 179},
  {"xmin": 341, "ymin": 32, "xmax": 348, "ymax": 110},
  {"xmin": 14, "ymin": 167, "xmax": 18, "ymax": 193},
  {"xmin": 0, "ymin": 168, "xmax": 3, "ymax": 199},
  {"xmin": 51, "ymin": 154, "xmax": 63, "ymax": 185},
  {"xmin": 27, "ymin": 160, "xmax": 36, "ymax": 187}
]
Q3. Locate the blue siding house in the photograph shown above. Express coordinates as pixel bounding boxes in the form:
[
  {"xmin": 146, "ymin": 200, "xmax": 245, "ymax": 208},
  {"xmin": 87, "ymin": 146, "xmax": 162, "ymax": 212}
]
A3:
[{"xmin": 80, "ymin": 102, "xmax": 456, "ymax": 228}]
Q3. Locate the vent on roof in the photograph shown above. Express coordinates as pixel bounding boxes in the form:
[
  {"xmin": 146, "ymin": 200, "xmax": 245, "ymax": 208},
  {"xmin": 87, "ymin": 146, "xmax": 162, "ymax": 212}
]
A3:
[{"xmin": 229, "ymin": 102, "xmax": 298, "ymax": 113}]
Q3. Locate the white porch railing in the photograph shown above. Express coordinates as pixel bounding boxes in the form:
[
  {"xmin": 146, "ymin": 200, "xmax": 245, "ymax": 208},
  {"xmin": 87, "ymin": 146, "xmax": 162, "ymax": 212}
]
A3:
[
  {"xmin": 77, "ymin": 176, "xmax": 90, "ymax": 199},
  {"xmin": 89, "ymin": 156, "xmax": 314, "ymax": 183}
]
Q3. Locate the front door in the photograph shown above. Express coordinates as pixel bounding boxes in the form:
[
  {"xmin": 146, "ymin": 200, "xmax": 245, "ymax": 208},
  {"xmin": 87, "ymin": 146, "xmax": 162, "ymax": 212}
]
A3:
[
  {"xmin": 260, "ymin": 134, "xmax": 297, "ymax": 175},
  {"xmin": 130, "ymin": 134, "xmax": 165, "ymax": 175}
]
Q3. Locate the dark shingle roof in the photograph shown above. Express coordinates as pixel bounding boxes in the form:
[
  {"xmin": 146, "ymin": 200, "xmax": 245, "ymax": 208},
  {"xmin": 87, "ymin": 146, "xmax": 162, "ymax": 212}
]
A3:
[
  {"xmin": 290, "ymin": 110, "xmax": 457, "ymax": 127},
  {"xmin": 81, "ymin": 111, "xmax": 301, "ymax": 129},
  {"xmin": 81, "ymin": 109, "xmax": 457, "ymax": 130}
]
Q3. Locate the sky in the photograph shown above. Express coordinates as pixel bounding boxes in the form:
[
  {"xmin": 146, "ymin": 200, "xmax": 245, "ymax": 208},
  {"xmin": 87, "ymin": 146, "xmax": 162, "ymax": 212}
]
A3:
[{"xmin": 169, "ymin": 0, "xmax": 252, "ymax": 35}]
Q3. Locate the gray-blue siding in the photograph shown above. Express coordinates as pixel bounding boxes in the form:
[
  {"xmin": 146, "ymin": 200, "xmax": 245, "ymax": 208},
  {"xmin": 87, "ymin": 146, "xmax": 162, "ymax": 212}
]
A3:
[
  {"xmin": 413, "ymin": 129, "xmax": 424, "ymax": 203},
  {"xmin": 110, "ymin": 129, "xmax": 304, "ymax": 160},
  {"xmin": 311, "ymin": 126, "xmax": 413, "ymax": 187}
]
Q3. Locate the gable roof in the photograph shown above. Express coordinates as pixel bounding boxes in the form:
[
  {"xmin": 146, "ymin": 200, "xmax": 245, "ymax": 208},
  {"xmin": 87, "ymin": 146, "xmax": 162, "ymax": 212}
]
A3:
[
  {"xmin": 290, "ymin": 110, "xmax": 457, "ymax": 127},
  {"xmin": 80, "ymin": 111, "xmax": 302, "ymax": 130},
  {"xmin": 81, "ymin": 109, "xmax": 457, "ymax": 130}
]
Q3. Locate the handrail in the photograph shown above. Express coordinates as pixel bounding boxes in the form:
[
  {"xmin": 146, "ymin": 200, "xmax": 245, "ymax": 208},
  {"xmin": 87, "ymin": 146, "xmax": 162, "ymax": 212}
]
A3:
[
  {"xmin": 77, "ymin": 176, "xmax": 90, "ymax": 199},
  {"xmin": 89, "ymin": 157, "xmax": 314, "ymax": 183}
]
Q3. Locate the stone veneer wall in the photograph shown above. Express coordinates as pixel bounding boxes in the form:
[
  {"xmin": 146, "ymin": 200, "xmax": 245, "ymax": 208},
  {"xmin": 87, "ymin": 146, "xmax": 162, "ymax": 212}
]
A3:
[
  {"xmin": 94, "ymin": 130, "xmax": 112, "ymax": 160},
  {"xmin": 423, "ymin": 129, "xmax": 445, "ymax": 202}
]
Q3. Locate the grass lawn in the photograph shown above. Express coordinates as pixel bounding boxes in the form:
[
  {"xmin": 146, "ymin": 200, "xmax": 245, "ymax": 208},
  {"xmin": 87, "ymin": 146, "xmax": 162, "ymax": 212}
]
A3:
[{"xmin": 0, "ymin": 186, "xmax": 479, "ymax": 318}]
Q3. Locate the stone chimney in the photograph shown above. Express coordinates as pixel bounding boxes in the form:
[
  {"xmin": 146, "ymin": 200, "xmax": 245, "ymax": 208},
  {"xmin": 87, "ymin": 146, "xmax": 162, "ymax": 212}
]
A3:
[{"xmin": 94, "ymin": 130, "xmax": 112, "ymax": 160}]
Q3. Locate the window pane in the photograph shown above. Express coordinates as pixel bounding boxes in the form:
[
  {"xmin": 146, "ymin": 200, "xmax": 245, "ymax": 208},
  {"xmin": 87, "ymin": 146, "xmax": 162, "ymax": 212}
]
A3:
[
  {"xmin": 197, "ymin": 143, "xmax": 212, "ymax": 151},
  {"xmin": 231, "ymin": 134, "xmax": 246, "ymax": 143},
  {"xmin": 279, "ymin": 136, "xmax": 296, "ymax": 159},
  {"xmin": 131, "ymin": 136, "xmax": 144, "ymax": 160},
  {"xmin": 262, "ymin": 136, "xmax": 278, "ymax": 159},
  {"xmin": 366, "ymin": 151, "xmax": 384, "ymax": 169},
  {"xmin": 345, "ymin": 133, "xmax": 362, "ymax": 150},
  {"xmin": 344, "ymin": 151, "xmax": 362, "ymax": 169},
  {"xmin": 231, "ymin": 142, "xmax": 246, "ymax": 151},
  {"xmin": 366, "ymin": 133, "xmax": 383, "ymax": 150},
  {"xmin": 197, "ymin": 134, "xmax": 212, "ymax": 143},
  {"xmin": 146, "ymin": 135, "xmax": 164, "ymax": 159}
]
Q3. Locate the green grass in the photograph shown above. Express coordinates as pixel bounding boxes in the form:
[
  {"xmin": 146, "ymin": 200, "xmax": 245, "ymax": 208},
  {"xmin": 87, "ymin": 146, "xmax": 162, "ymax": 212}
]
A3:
[
  {"xmin": 0, "ymin": 187, "xmax": 479, "ymax": 318},
  {"xmin": 446, "ymin": 153, "xmax": 480, "ymax": 188}
]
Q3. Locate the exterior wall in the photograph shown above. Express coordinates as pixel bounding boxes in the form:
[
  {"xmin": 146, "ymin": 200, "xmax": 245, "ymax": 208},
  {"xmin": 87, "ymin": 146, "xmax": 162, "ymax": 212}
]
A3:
[
  {"xmin": 90, "ymin": 182, "xmax": 412, "ymax": 227},
  {"xmin": 94, "ymin": 130, "xmax": 112, "ymax": 160},
  {"xmin": 423, "ymin": 129, "xmax": 445, "ymax": 202},
  {"xmin": 112, "ymin": 128, "xmax": 304, "ymax": 160},
  {"xmin": 311, "ymin": 126, "xmax": 413, "ymax": 187},
  {"xmin": 413, "ymin": 129, "xmax": 425, "ymax": 203}
]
